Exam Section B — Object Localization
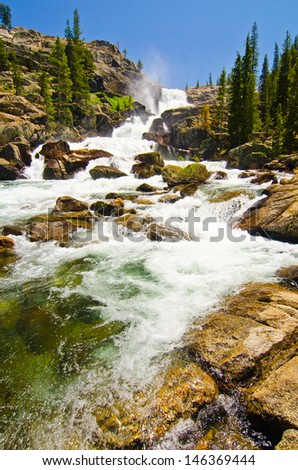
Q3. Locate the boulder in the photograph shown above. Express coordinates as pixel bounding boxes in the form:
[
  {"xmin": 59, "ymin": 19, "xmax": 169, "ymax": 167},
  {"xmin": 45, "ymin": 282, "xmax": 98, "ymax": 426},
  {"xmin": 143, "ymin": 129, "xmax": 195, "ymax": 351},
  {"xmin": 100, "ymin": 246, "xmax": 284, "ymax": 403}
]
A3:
[
  {"xmin": 187, "ymin": 282, "xmax": 298, "ymax": 385},
  {"xmin": 12, "ymin": 136, "xmax": 31, "ymax": 166},
  {"xmin": 170, "ymin": 118, "xmax": 210, "ymax": 149},
  {"xmin": 90, "ymin": 165, "xmax": 127, "ymax": 179},
  {"xmin": 264, "ymin": 154, "xmax": 298, "ymax": 173},
  {"xmin": 250, "ymin": 171, "xmax": 278, "ymax": 185},
  {"xmin": 161, "ymin": 106, "xmax": 201, "ymax": 128},
  {"xmin": 247, "ymin": 356, "xmax": 298, "ymax": 431},
  {"xmin": 209, "ymin": 189, "xmax": 254, "ymax": 203},
  {"xmin": 227, "ymin": 143, "xmax": 272, "ymax": 170},
  {"xmin": 53, "ymin": 196, "xmax": 89, "ymax": 213},
  {"xmin": 90, "ymin": 199, "xmax": 124, "ymax": 217},
  {"xmin": 158, "ymin": 194, "xmax": 181, "ymax": 204},
  {"xmin": 131, "ymin": 162, "xmax": 162, "ymax": 179},
  {"xmin": 147, "ymin": 223, "xmax": 190, "ymax": 242},
  {"xmin": 162, "ymin": 163, "xmax": 210, "ymax": 187},
  {"xmin": 213, "ymin": 171, "xmax": 228, "ymax": 180},
  {"xmin": 2, "ymin": 225, "xmax": 23, "ymax": 236},
  {"xmin": 0, "ymin": 236, "xmax": 15, "ymax": 250},
  {"xmin": 0, "ymin": 143, "xmax": 24, "ymax": 169},
  {"xmin": 174, "ymin": 183, "xmax": 199, "ymax": 197},
  {"xmin": 43, "ymin": 158, "xmax": 68, "ymax": 180},
  {"xmin": 40, "ymin": 140, "xmax": 70, "ymax": 159},
  {"xmin": 133, "ymin": 151, "xmax": 164, "ymax": 167},
  {"xmin": 0, "ymin": 158, "xmax": 21, "ymax": 180},
  {"xmin": 277, "ymin": 265, "xmax": 298, "ymax": 288},
  {"xmin": 136, "ymin": 183, "xmax": 158, "ymax": 192},
  {"xmin": 238, "ymin": 176, "xmax": 298, "ymax": 243}
]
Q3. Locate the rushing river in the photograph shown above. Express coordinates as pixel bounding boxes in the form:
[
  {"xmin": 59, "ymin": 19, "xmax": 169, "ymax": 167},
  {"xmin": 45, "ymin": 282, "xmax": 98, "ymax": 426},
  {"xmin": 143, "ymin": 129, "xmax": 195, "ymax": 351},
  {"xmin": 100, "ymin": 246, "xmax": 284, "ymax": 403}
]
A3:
[{"xmin": 0, "ymin": 89, "xmax": 297, "ymax": 449}]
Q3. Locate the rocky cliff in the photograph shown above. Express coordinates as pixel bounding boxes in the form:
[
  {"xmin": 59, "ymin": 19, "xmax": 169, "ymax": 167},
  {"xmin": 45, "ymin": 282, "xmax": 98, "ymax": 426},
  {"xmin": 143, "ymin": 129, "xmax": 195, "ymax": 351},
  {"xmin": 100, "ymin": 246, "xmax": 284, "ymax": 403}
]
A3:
[{"xmin": 0, "ymin": 25, "xmax": 161, "ymax": 148}]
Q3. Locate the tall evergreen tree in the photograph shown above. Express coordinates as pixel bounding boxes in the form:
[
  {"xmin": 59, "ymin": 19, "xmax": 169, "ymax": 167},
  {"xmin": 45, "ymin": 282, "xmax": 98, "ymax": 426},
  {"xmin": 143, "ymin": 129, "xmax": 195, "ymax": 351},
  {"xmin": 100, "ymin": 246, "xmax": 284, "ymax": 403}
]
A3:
[
  {"xmin": 0, "ymin": 37, "xmax": 10, "ymax": 71},
  {"xmin": 241, "ymin": 34, "xmax": 259, "ymax": 142},
  {"xmin": 228, "ymin": 52, "xmax": 243, "ymax": 147},
  {"xmin": 65, "ymin": 9, "xmax": 93, "ymax": 113},
  {"xmin": 259, "ymin": 54, "xmax": 271, "ymax": 130},
  {"xmin": 50, "ymin": 37, "xmax": 73, "ymax": 125},
  {"xmin": 276, "ymin": 31, "xmax": 292, "ymax": 113},
  {"xmin": 10, "ymin": 53, "xmax": 23, "ymax": 95},
  {"xmin": 208, "ymin": 72, "xmax": 213, "ymax": 86},
  {"xmin": 0, "ymin": 3, "xmax": 12, "ymax": 29},
  {"xmin": 39, "ymin": 72, "xmax": 55, "ymax": 123},
  {"xmin": 272, "ymin": 103, "xmax": 284, "ymax": 155},
  {"xmin": 283, "ymin": 48, "xmax": 298, "ymax": 151},
  {"xmin": 250, "ymin": 21, "xmax": 259, "ymax": 75},
  {"xmin": 214, "ymin": 67, "xmax": 228, "ymax": 144}
]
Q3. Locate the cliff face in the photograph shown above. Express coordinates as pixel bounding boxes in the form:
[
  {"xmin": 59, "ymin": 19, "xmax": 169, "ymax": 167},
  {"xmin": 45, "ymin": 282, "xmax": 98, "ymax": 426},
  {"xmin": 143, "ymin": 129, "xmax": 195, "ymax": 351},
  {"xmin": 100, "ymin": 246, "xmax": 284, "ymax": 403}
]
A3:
[{"xmin": 0, "ymin": 25, "xmax": 161, "ymax": 147}]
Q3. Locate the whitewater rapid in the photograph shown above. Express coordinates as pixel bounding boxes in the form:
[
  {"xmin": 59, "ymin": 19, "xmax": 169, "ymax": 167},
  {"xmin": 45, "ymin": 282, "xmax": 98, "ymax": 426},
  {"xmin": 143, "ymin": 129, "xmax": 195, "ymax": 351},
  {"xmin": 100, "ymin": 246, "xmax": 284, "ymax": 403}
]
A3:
[{"xmin": 0, "ymin": 88, "xmax": 297, "ymax": 449}]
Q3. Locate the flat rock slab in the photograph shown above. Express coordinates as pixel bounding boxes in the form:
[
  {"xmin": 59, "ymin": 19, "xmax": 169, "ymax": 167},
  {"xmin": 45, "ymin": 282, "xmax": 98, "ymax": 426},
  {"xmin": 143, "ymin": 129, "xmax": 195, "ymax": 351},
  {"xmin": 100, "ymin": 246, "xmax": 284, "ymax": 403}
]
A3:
[
  {"xmin": 247, "ymin": 356, "xmax": 298, "ymax": 430},
  {"xmin": 187, "ymin": 283, "xmax": 298, "ymax": 385}
]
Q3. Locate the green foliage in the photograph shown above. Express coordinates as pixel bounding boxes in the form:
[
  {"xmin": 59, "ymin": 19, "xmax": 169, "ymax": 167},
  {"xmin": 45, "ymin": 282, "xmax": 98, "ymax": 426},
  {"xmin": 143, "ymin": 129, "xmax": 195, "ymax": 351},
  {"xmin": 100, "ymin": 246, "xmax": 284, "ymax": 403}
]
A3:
[
  {"xmin": 259, "ymin": 54, "xmax": 271, "ymax": 130},
  {"xmin": 39, "ymin": 72, "xmax": 55, "ymax": 123},
  {"xmin": 96, "ymin": 92, "xmax": 134, "ymax": 113},
  {"xmin": 10, "ymin": 52, "xmax": 23, "ymax": 95},
  {"xmin": 50, "ymin": 37, "xmax": 73, "ymax": 125},
  {"xmin": 0, "ymin": 37, "xmax": 10, "ymax": 71},
  {"xmin": 283, "ymin": 49, "xmax": 298, "ymax": 151},
  {"xmin": 137, "ymin": 59, "xmax": 143, "ymax": 72},
  {"xmin": 208, "ymin": 73, "xmax": 213, "ymax": 86},
  {"xmin": 0, "ymin": 2, "xmax": 11, "ymax": 29},
  {"xmin": 272, "ymin": 103, "xmax": 284, "ymax": 155},
  {"xmin": 228, "ymin": 52, "xmax": 243, "ymax": 147},
  {"xmin": 214, "ymin": 67, "xmax": 228, "ymax": 144}
]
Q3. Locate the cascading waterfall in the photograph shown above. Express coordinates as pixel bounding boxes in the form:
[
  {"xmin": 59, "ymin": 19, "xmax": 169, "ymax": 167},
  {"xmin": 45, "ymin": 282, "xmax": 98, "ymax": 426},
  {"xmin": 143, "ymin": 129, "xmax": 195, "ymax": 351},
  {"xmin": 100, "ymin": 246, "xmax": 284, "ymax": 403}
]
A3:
[{"xmin": 0, "ymin": 89, "xmax": 297, "ymax": 449}]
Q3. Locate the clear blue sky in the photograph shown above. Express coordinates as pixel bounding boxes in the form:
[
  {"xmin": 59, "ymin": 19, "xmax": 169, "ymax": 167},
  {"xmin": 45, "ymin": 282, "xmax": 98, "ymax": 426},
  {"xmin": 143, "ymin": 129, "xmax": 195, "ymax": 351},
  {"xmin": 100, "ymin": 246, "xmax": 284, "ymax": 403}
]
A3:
[{"xmin": 7, "ymin": 0, "xmax": 298, "ymax": 89}]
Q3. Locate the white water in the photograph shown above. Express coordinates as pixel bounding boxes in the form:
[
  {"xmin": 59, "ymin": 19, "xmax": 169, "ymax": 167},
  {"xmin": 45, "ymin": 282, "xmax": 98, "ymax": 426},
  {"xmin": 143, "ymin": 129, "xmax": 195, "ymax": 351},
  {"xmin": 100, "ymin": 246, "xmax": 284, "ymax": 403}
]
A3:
[{"xmin": 1, "ymin": 88, "xmax": 297, "ymax": 449}]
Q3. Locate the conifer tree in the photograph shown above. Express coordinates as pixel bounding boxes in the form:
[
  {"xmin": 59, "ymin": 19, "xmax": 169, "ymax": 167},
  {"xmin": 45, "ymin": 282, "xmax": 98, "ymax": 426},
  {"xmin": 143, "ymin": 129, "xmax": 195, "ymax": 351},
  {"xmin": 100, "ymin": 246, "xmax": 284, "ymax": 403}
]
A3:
[
  {"xmin": 228, "ymin": 52, "xmax": 243, "ymax": 147},
  {"xmin": 137, "ymin": 59, "xmax": 143, "ymax": 72},
  {"xmin": 276, "ymin": 31, "xmax": 292, "ymax": 113},
  {"xmin": 214, "ymin": 67, "xmax": 228, "ymax": 144},
  {"xmin": 0, "ymin": 37, "xmax": 10, "ymax": 71},
  {"xmin": 0, "ymin": 3, "xmax": 11, "ymax": 29},
  {"xmin": 10, "ymin": 53, "xmax": 23, "ymax": 95},
  {"xmin": 39, "ymin": 71, "xmax": 55, "ymax": 123},
  {"xmin": 283, "ymin": 49, "xmax": 298, "ymax": 151},
  {"xmin": 250, "ymin": 21, "xmax": 259, "ymax": 75},
  {"xmin": 208, "ymin": 73, "xmax": 213, "ymax": 86},
  {"xmin": 50, "ymin": 37, "xmax": 73, "ymax": 125},
  {"xmin": 241, "ymin": 35, "xmax": 259, "ymax": 142},
  {"xmin": 259, "ymin": 54, "xmax": 271, "ymax": 130},
  {"xmin": 272, "ymin": 103, "xmax": 284, "ymax": 155}
]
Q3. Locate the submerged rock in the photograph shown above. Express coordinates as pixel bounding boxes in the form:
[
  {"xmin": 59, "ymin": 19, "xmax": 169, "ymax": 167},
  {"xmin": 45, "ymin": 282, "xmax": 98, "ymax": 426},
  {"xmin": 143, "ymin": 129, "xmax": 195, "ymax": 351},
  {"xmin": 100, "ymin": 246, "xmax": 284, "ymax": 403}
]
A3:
[
  {"xmin": 147, "ymin": 223, "xmax": 190, "ymax": 242},
  {"xmin": 158, "ymin": 194, "xmax": 181, "ymax": 204},
  {"xmin": 136, "ymin": 183, "xmax": 158, "ymax": 192}
]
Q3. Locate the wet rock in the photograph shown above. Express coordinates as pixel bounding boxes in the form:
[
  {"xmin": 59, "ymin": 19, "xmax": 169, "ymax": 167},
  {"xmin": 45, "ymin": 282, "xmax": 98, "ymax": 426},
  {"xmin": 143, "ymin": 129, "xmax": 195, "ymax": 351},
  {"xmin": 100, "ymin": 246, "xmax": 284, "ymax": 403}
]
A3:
[
  {"xmin": 43, "ymin": 158, "xmax": 68, "ymax": 180},
  {"xmin": 133, "ymin": 151, "xmax": 164, "ymax": 167},
  {"xmin": 238, "ymin": 176, "xmax": 298, "ymax": 243},
  {"xmin": 213, "ymin": 171, "xmax": 228, "ymax": 180},
  {"xmin": 40, "ymin": 140, "xmax": 70, "ymax": 159},
  {"xmin": 0, "ymin": 158, "xmax": 21, "ymax": 180},
  {"xmin": 170, "ymin": 118, "xmax": 210, "ymax": 149},
  {"xmin": 250, "ymin": 171, "xmax": 278, "ymax": 185},
  {"xmin": 175, "ymin": 183, "xmax": 199, "ymax": 197},
  {"xmin": 227, "ymin": 143, "xmax": 272, "ymax": 170},
  {"xmin": 131, "ymin": 163, "xmax": 162, "ymax": 179},
  {"xmin": 162, "ymin": 163, "xmax": 210, "ymax": 187},
  {"xmin": 158, "ymin": 194, "xmax": 181, "ymax": 204},
  {"xmin": 94, "ymin": 359, "xmax": 218, "ymax": 449},
  {"xmin": 27, "ymin": 217, "xmax": 76, "ymax": 243},
  {"xmin": 275, "ymin": 429, "xmax": 298, "ymax": 450},
  {"xmin": 147, "ymin": 223, "xmax": 190, "ymax": 242},
  {"xmin": 0, "ymin": 143, "xmax": 24, "ymax": 169},
  {"xmin": 136, "ymin": 183, "xmax": 158, "ymax": 192},
  {"xmin": 90, "ymin": 199, "xmax": 124, "ymax": 217},
  {"xmin": 53, "ymin": 196, "xmax": 89, "ymax": 213},
  {"xmin": 2, "ymin": 225, "xmax": 23, "ymax": 236},
  {"xmin": 161, "ymin": 106, "xmax": 201, "ymax": 128},
  {"xmin": 264, "ymin": 154, "xmax": 298, "ymax": 173},
  {"xmin": 0, "ymin": 236, "xmax": 15, "ymax": 250},
  {"xmin": 135, "ymin": 198, "xmax": 154, "ymax": 205},
  {"xmin": 247, "ymin": 356, "xmax": 298, "ymax": 431},
  {"xmin": 90, "ymin": 165, "xmax": 127, "ymax": 179},
  {"xmin": 12, "ymin": 136, "xmax": 31, "ymax": 166},
  {"xmin": 105, "ymin": 192, "xmax": 123, "ymax": 199},
  {"xmin": 209, "ymin": 189, "xmax": 254, "ymax": 203},
  {"xmin": 114, "ymin": 214, "xmax": 153, "ymax": 232},
  {"xmin": 187, "ymin": 282, "xmax": 298, "ymax": 385},
  {"xmin": 277, "ymin": 265, "xmax": 298, "ymax": 288}
]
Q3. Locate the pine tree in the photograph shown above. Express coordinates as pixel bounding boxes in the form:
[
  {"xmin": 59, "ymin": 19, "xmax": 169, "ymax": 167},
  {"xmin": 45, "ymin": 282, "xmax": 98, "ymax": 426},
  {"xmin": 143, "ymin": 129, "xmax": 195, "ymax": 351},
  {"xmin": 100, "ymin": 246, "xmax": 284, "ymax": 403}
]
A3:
[
  {"xmin": 0, "ymin": 37, "xmax": 10, "ymax": 71},
  {"xmin": 250, "ymin": 21, "xmax": 259, "ymax": 75},
  {"xmin": 270, "ymin": 42, "xmax": 280, "ymax": 122},
  {"xmin": 137, "ymin": 59, "xmax": 143, "ymax": 72},
  {"xmin": 65, "ymin": 9, "xmax": 94, "ymax": 113},
  {"xmin": 276, "ymin": 31, "xmax": 292, "ymax": 113},
  {"xmin": 10, "ymin": 53, "xmax": 23, "ymax": 95},
  {"xmin": 196, "ymin": 79, "xmax": 200, "ymax": 88},
  {"xmin": 39, "ymin": 72, "xmax": 55, "ymax": 123},
  {"xmin": 272, "ymin": 103, "xmax": 284, "ymax": 155},
  {"xmin": 241, "ymin": 35, "xmax": 259, "ymax": 142},
  {"xmin": 259, "ymin": 54, "xmax": 271, "ymax": 130},
  {"xmin": 208, "ymin": 73, "xmax": 213, "ymax": 86},
  {"xmin": 214, "ymin": 67, "xmax": 228, "ymax": 144},
  {"xmin": 50, "ymin": 37, "xmax": 73, "ymax": 125},
  {"xmin": 283, "ymin": 49, "xmax": 298, "ymax": 151},
  {"xmin": 0, "ymin": 3, "xmax": 12, "ymax": 30},
  {"xmin": 202, "ymin": 104, "xmax": 211, "ymax": 131},
  {"xmin": 228, "ymin": 52, "xmax": 243, "ymax": 147}
]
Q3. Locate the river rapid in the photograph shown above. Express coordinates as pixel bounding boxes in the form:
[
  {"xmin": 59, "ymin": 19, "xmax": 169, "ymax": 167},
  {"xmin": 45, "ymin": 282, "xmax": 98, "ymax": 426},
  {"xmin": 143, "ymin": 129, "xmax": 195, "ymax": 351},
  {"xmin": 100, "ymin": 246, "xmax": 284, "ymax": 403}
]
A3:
[{"xmin": 0, "ymin": 89, "xmax": 297, "ymax": 449}]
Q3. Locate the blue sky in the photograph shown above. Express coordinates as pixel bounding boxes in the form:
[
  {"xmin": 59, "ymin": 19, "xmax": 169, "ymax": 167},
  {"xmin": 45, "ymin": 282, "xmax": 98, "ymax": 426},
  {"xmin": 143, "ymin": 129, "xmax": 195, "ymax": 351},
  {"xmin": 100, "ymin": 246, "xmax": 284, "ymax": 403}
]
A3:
[{"xmin": 7, "ymin": 0, "xmax": 298, "ymax": 89}]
